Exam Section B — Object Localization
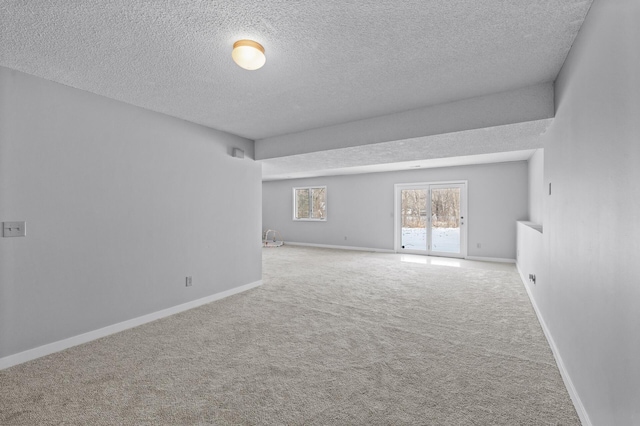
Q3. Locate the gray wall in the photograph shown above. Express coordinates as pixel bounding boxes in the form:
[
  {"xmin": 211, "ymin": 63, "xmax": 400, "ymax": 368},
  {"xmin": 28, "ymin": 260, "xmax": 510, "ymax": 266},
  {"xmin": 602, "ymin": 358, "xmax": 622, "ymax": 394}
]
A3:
[
  {"xmin": 0, "ymin": 67, "xmax": 262, "ymax": 358},
  {"xmin": 527, "ymin": 149, "xmax": 544, "ymax": 225},
  {"xmin": 534, "ymin": 0, "xmax": 640, "ymax": 423},
  {"xmin": 263, "ymin": 162, "xmax": 528, "ymax": 259}
]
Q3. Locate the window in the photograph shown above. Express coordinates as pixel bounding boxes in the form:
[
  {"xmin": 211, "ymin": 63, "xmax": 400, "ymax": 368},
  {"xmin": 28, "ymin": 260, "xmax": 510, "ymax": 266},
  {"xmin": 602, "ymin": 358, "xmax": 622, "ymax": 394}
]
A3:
[{"xmin": 293, "ymin": 186, "xmax": 326, "ymax": 220}]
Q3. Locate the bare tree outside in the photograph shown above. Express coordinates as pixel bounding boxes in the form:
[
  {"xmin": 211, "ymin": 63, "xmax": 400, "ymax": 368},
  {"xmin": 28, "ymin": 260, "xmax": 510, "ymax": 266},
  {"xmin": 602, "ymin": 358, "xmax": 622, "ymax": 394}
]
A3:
[
  {"xmin": 431, "ymin": 188, "xmax": 461, "ymax": 228},
  {"xmin": 401, "ymin": 187, "xmax": 461, "ymax": 252},
  {"xmin": 295, "ymin": 187, "xmax": 326, "ymax": 220},
  {"xmin": 401, "ymin": 189, "xmax": 427, "ymax": 229},
  {"xmin": 295, "ymin": 188, "xmax": 310, "ymax": 219},
  {"xmin": 311, "ymin": 187, "xmax": 326, "ymax": 219}
]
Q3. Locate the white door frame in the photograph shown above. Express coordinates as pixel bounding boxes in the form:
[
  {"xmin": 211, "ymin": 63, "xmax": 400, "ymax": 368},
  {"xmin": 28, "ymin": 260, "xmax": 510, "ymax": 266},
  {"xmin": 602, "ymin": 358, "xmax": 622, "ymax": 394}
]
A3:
[{"xmin": 394, "ymin": 181, "xmax": 468, "ymax": 258}]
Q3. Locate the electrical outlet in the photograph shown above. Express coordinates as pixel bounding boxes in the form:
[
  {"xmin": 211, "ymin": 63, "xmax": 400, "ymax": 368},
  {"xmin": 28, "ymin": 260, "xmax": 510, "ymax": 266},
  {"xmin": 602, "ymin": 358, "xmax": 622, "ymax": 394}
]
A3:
[
  {"xmin": 185, "ymin": 276, "xmax": 193, "ymax": 287},
  {"xmin": 344, "ymin": 236, "xmax": 347, "ymax": 240},
  {"xmin": 3, "ymin": 221, "xmax": 26, "ymax": 237},
  {"xmin": 477, "ymin": 243, "xmax": 481, "ymax": 249}
]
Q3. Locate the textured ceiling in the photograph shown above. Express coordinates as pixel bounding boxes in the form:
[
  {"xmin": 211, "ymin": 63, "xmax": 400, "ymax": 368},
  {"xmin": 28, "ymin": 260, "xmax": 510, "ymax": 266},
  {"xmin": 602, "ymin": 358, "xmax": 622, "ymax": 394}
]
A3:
[
  {"xmin": 1, "ymin": 0, "xmax": 592, "ymax": 141},
  {"xmin": 0, "ymin": 0, "xmax": 590, "ymax": 139},
  {"xmin": 261, "ymin": 120, "xmax": 551, "ymax": 180}
]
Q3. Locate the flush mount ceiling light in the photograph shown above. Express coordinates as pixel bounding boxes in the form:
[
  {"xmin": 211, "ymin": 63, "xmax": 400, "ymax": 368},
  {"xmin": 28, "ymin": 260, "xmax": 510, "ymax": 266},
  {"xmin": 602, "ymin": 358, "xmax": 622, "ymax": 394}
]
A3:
[{"xmin": 232, "ymin": 39, "xmax": 266, "ymax": 70}]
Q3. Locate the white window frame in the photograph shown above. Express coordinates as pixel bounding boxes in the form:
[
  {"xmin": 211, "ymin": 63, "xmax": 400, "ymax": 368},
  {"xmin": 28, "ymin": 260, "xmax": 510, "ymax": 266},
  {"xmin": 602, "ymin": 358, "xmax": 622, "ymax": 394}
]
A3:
[{"xmin": 293, "ymin": 186, "xmax": 327, "ymax": 221}]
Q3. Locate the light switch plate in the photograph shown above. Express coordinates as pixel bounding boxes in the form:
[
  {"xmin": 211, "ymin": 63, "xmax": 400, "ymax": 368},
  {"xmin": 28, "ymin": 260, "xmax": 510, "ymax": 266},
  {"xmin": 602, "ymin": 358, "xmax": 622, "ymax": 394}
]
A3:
[{"xmin": 3, "ymin": 221, "xmax": 26, "ymax": 237}]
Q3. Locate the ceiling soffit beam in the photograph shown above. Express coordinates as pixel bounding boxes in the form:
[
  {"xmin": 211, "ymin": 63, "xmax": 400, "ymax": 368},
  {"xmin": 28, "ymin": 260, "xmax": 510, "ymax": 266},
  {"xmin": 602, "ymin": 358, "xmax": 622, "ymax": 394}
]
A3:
[
  {"xmin": 262, "ymin": 150, "xmax": 539, "ymax": 182},
  {"xmin": 255, "ymin": 83, "xmax": 554, "ymax": 161},
  {"xmin": 260, "ymin": 119, "xmax": 551, "ymax": 180}
]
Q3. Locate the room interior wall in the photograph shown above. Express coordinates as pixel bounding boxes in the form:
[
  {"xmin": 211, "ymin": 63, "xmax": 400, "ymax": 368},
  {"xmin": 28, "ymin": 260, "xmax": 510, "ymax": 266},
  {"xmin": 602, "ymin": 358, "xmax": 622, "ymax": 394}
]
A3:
[
  {"xmin": 527, "ymin": 148, "xmax": 544, "ymax": 224},
  {"xmin": 262, "ymin": 161, "xmax": 528, "ymax": 259},
  {"xmin": 0, "ymin": 67, "xmax": 262, "ymax": 360},
  {"xmin": 533, "ymin": 0, "xmax": 640, "ymax": 423}
]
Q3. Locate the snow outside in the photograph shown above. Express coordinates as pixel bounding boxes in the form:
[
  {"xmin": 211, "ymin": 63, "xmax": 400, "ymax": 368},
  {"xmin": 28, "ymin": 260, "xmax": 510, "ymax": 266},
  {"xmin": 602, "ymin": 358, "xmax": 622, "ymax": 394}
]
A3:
[{"xmin": 402, "ymin": 227, "xmax": 460, "ymax": 253}]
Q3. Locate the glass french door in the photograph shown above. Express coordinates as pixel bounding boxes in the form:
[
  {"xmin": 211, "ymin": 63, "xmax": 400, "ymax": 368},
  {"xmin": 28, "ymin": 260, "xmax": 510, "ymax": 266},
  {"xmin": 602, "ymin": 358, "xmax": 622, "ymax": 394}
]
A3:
[{"xmin": 397, "ymin": 182, "xmax": 467, "ymax": 258}]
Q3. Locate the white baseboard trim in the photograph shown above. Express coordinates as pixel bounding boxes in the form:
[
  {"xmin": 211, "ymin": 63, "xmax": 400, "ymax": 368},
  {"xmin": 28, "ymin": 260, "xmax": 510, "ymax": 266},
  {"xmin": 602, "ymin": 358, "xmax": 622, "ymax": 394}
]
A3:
[
  {"xmin": 0, "ymin": 280, "xmax": 263, "ymax": 371},
  {"xmin": 465, "ymin": 255, "xmax": 516, "ymax": 263},
  {"xmin": 516, "ymin": 263, "xmax": 591, "ymax": 426},
  {"xmin": 284, "ymin": 241, "xmax": 395, "ymax": 253}
]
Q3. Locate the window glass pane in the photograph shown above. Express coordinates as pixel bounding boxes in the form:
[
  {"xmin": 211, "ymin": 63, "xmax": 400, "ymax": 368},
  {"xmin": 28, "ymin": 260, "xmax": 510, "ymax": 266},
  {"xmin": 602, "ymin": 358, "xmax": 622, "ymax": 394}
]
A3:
[
  {"xmin": 401, "ymin": 189, "xmax": 427, "ymax": 250},
  {"xmin": 311, "ymin": 187, "xmax": 326, "ymax": 219},
  {"xmin": 294, "ymin": 186, "xmax": 326, "ymax": 220},
  {"xmin": 295, "ymin": 189, "xmax": 310, "ymax": 219},
  {"xmin": 430, "ymin": 188, "xmax": 461, "ymax": 253}
]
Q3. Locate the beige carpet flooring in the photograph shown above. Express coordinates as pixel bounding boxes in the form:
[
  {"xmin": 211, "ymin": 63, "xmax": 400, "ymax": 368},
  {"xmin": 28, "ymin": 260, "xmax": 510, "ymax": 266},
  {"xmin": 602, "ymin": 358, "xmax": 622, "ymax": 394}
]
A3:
[{"xmin": 0, "ymin": 246, "xmax": 580, "ymax": 425}]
